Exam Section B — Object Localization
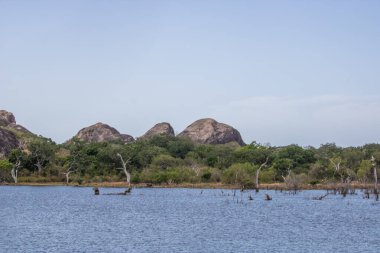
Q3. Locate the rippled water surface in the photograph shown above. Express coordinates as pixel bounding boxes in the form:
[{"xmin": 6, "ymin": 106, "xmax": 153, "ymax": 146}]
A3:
[{"xmin": 1, "ymin": 186, "xmax": 379, "ymax": 252}]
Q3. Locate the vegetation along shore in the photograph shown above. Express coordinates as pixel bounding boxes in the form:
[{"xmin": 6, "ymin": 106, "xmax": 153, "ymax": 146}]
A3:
[{"xmin": 1, "ymin": 110, "xmax": 379, "ymax": 197}]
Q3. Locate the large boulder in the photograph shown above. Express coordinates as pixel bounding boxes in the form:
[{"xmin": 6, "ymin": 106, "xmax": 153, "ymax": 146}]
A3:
[
  {"xmin": 178, "ymin": 118, "xmax": 245, "ymax": 146},
  {"xmin": 0, "ymin": 128, "xmax": 19, "ymax": 158},
  {"xmin": 0, "ymin": 110, "xmax": 16, "ymax": 126},
  {"xmin": 120, "ymin": 134, "xmax": 135, "ymax": 143},
  {"xmin": 0, "ymin": 110, "xmax": 31, "ymax": 134},
  {"xmin": 74, "ymin": 122, "xmax": 134, "ymax": 143},
  {"xmin": 142, "ymin": 122, "xmax": 175, "ymax": 139}
]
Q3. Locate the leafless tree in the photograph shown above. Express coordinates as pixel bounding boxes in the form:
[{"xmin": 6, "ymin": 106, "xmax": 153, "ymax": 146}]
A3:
[
  {"xmin": 254, "ymin": 157, "xmax": 269, "ymax": 191},
  {"xmin": 371, "ymin": 156, "xmax": 379, "ymax": 200},
  {"xmin": 281, "ymin": 166, "xmax": 292, "ymax": 184},
  {"xmin": 191, "ymin": 164, "xmax": 201, "ymax": 177},
  {"xmin": 11, "ymin": 160, "xmax": 21, "ymax": 184},
  {"xmin": 61, "ymin": 154, "xmax": 78, "ymax": 185},
  {"xmin": 330, "ymin": 157, "xmax": 344, "ymax": 183},
  {"xmin": 62, "ymin": 166, "xmax": 76, "ymax": 185},
  {"xmin": 117, "ymin": 153, "xmax": 131, "ymax": 188},
  {"xmin": 371, "ymin": 156, "xmax": 378, "ymax": 191},
  {"xmin": 282, "ymin": 167, "xmax": 306, "ymax": 192}
]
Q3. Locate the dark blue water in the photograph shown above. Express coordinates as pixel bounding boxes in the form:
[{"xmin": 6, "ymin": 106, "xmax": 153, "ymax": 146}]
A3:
[{"xmin": 0, "ymin": 186, "xmax": 379, "ymax": 253}]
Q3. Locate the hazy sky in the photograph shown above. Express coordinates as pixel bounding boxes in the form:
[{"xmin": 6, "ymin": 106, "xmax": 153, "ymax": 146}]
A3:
[{"xmin": 1, "ymin": 1, "xmax": 379, "ymax": 146}]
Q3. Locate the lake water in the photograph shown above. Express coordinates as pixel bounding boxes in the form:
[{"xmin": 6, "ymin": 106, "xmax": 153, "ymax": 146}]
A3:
[{"xmin": 0, "ymin": 186, "xmax": 379, "ymax": 253}]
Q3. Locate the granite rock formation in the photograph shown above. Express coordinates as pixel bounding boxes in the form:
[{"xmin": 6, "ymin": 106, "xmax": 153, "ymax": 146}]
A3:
[
  {"xmin": 142, "ymin": 122, "xmax": 175, "ymax": 139},
  {"xmin": 74, "ymin": 122, "xmax": 134, "ymax": 143},
  {"xmin": 178, "ymin": 118, "xmax": 245, "ymax": 146},
  {"xmin": 0, "ymin": 128, "xmax": 19, "ymax": 158}
]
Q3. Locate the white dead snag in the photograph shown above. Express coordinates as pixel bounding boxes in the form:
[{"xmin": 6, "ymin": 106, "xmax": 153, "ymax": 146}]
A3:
[
  {"xmin": 11, "ymin": 160, "xmax": 21, "ymax": 184},
  {"xmin": 62, "ymin": 155, "xmax": 78, "ymax": 185},
  {"xmin": 371, "ymin": 156, "xmax": 378, "ymax": 190},
  {"xmin": 255, "ymin": 157, "xmax": 269, "ymax": 192},
  {"xmin": 62, "ymin": 166, "xmax": 76, "ymax": 185},
  {"xmin": 281, "ymin": 167, "xmax": 292, "ymax": 184},
  {"xmin": 63, "ymin": 171, "xmax": 73, "ymax": 185},
  {"xmin": 191, "ymin": 164, "xmax": 201, "ymax": 177},
  {"xmin": 330, "ymin": 158, "xmax": 343, "ymax": 183},
  {"xmin": 117, "ymin": 153, "xmax": 131, "ymax": 188},
  {"xmin": 371, "ymin": 156, "xmax": 378, "ymax": 192}
]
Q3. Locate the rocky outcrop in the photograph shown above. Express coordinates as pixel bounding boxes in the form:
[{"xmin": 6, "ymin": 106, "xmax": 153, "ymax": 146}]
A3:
[
  {"xmin": 0, "ymin": 110, "xmax": 31, "ymax": 134},
  {"xmin": 120, "ymin": 134, "xmax": 135, "ymax": 143},
  {"xmin": 0, "ymin": 128, "xmax": 19, "ymax": 158},
  {"xmin": 178, "ymin": 118, "xmax": 245, "ymax": 146},
  {"xmin": 74, "ymin": 122, "xmax": 134, "ymax": 143},
  {"xmin": 142, "ymin": 122, "xmax": 175, "ymax": 139},
  {"xmin": 0, "ymin": 110, "xmax": 16, "ymax": 126}
]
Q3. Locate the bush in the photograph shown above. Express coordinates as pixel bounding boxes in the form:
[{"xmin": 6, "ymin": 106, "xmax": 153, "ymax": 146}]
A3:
[
  {"xmin": 151, "ymin": 154, "xmax": 183, "ymax": 170},
  {"xmin": 309, "ymin": 180, "xmax": 319, "ymax": 185},
  {"xmin": 222, "ymin": 163, "xmax": 255, "ymax": 186},
  {"xmin": 201, "ymin": 171, "xmax": 212, "ymax": 181},
  {"xmin": 259, "ymin": 168, "xmax": 276, "ymax": 183}
]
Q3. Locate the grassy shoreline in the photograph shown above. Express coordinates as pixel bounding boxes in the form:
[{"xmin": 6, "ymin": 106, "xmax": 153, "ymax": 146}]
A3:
[{"xmin": 0, "ymin": 181, "xmax": 376, "ymax": 190}]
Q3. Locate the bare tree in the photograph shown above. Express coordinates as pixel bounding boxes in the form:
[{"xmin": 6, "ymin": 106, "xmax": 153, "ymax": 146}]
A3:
[
  {"xmin": 117, "ymin": 153, "xmax": 131, "ymax": 188},
  {"xmin": 281, "ymin": 166, "xmax": 292, "ymax": 184},
  {"xmin": 282, "ymin": 167, "xmax": 305, "ymax": 192},
  {"xmin": 11, "ymin": 160, "xmax": 21, "ymax": 184},
  {"xmin": 191, "ymin": 164, "xmax": 201, "ymax": 177},
  {"xmin": 330, "ymin": 157, "xmax": 344, "ymax": 183},
  {"xmin": 254, "ymin": 157, "xmax": 269, "ymax": 192},
  {"xmin": 61, "ymin": 153, "xmax": 79, "ymax": 185},
  {"xmin": 62, "ymin": 166, "xmax": 76, "ymax": 185},
  {"xmin": 371, "ymin": 156, "xmax": 378, "ymax": 191}
]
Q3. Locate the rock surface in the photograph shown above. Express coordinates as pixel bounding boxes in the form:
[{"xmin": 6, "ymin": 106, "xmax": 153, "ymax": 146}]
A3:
[
  {"xmin": 0, "ymin": 110, "xmax": 16, "ymax": 126},
  {"xmin": 120, "ymin": 134, "xmax": 135, "ymax": 143},
  {"xmin": 178, "ymin": 118, "xmax": 245, "ymax": 146},
  {"xmin": 0, "ymin": 128, "xmax": 19, "ymax": 158},
  {"xmin": 74, "ymin": 122, "xmax": 134, "ymax": 143},
  {"xmin": 142, "ymin": 122, "xmax": 175, "ymax": 139},
  {"xmin": 0, "ymin": 110, "xmax": 31, "ymax": 133}
]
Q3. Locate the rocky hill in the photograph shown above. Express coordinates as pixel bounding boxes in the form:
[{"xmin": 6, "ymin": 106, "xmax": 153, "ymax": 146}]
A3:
[
  {"xmin": 141, "ymin": 122, "xmax": 175, "ymax": 139},
  {"xmin": 0, "ymin": 110, "xmax": 35, "ymax": 158},
  {"xmin": 73, "ymin": 122, "xmax": 134, "ymax": 143},
  {"xmin": 178, "ymin": 118, "xmax": 245, "ymax": 146},
  {"xmin": 0, "ymin": 128, "xmax": 19, "ymax": 158},
  {"xmin": 0, "ymin": 110, "xmax": 31, "ymax": 134}
]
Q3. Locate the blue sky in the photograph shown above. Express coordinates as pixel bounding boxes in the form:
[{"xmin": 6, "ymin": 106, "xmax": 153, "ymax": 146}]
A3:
[{"xmin": 1, "ymin": 0, "xmax": 379, "ymax": 146}]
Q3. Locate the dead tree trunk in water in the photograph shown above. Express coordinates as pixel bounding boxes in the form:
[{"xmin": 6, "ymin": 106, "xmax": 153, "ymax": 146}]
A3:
[
  {"xmin": 117, "ymin": 153, "xmax": 131, "ymax": 189},
  {"xmin": 11, "ymin": 160, "xmax": 21, "ymax": 184},
  {"xmin": 255, "ymin": 157, "xmax": 269, "ymax": 192}
]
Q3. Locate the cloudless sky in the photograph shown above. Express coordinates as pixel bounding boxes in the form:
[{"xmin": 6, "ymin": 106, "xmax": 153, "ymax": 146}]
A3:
[{"xmin": 1, "ymin": 0, "xmax": 379, "ymax": 146}]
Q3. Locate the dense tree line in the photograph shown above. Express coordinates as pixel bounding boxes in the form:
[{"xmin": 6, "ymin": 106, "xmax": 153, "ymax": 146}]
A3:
[{"xmin": 0, "ymin": 134, "xmax": 379, "ymax": 187}]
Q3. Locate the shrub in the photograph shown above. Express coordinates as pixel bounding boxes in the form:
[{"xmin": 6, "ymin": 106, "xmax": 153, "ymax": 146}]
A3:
[{"xmin": 222, "ymin": 163, "xmax": 255, "ymax": 186}]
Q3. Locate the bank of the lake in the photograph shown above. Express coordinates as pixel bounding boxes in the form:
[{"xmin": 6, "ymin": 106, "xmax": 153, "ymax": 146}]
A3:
[{"xmin": 1, "ymin": 181, "xmax": 377, "ymax": 191}]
